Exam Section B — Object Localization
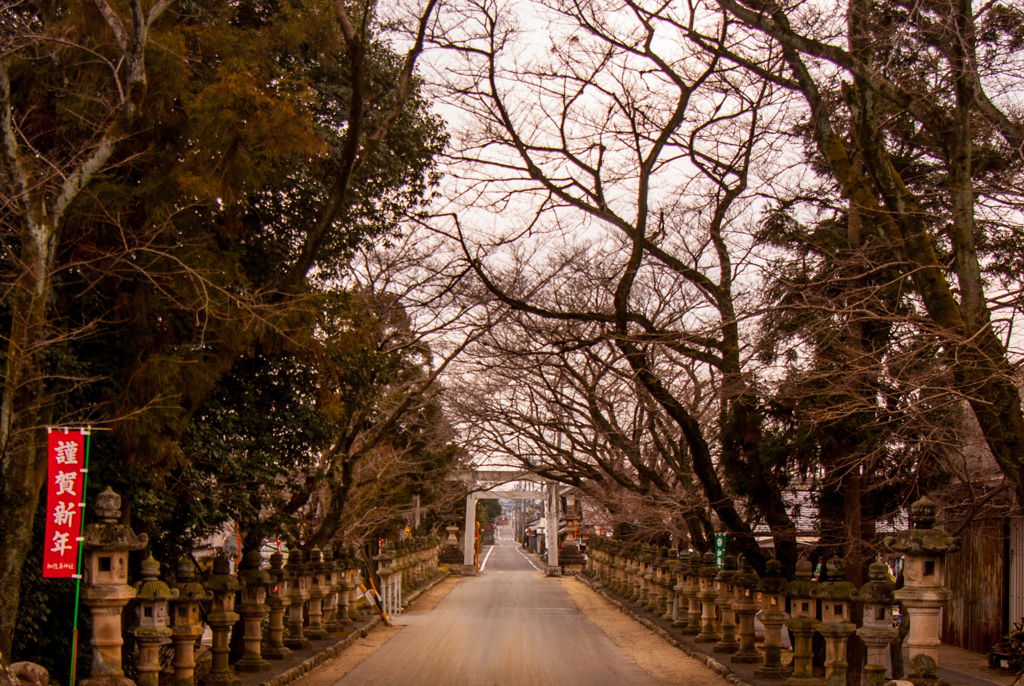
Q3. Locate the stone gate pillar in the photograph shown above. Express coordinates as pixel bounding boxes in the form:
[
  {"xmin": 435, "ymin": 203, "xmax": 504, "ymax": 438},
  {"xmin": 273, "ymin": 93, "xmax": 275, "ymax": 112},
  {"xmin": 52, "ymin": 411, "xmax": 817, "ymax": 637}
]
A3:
[
  {"xmin": 545, "ymin": 481, "xmax": 559, "ymax": 574},
  {"xmin": 463, "ymin": 494, "xmax": 478, "ymax": 572}
]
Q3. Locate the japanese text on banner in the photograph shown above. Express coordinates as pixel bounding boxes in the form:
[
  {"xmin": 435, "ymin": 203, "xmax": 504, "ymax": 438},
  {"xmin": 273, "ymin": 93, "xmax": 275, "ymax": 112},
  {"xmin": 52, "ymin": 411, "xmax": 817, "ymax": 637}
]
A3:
[{"xmin": 43, "ymin": 430, "xmax": 86, "ymax": 578}]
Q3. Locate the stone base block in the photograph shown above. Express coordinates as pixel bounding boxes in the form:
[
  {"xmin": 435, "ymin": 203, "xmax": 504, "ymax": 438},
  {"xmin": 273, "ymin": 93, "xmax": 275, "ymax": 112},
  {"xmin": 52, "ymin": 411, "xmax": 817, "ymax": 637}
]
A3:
[
  {"xmin": 234, "ymin": 657, "xmax": 271, "ymax": 673},
  {"xmin": 713, "ymin": 641, "xmax": 740, "ymax": 654},
  {"xmin": 303, "ymin": 627, "xmax": 329, "ymax": 641},
  {"xmin": 80, "ymin": 677, "xmax": 137, "ymax": 686},
  {"xmin": 263, "ymin": 645, "xmax": 292, "ymax": 660},
  {"xmin": 545, "ymin": 566, "xmax": 563, "ymax": 577},
  {"xmin": 324, "ymin": 621, "xmax": 350, "ymax": 634},
  {"xmin": 755, "ymin": 666, "xmax": 786, "ymax": 680},
  {"xmin": 199, "ymin": 674, "xmax": 240, "ymax": 686},
  {"xmin": 732, "ymin": 651, "xmax": 761, "ymax": 664},
  {"xmin": 283, "ymin": 636, "xmax": 312, "ymax": 651},
  {"xmin": 785, "ymin": 677, "xmax": 823, "ymax": 686}
]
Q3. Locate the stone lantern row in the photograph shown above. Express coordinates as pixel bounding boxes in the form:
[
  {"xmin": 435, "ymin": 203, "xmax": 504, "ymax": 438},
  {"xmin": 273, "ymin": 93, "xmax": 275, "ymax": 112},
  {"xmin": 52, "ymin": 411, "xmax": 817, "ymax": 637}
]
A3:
[
  {"xmin": 585, "ymin": 497, "xmax": 961, "ymax": 686},
  {"xmin": 74, "ymin": 488, "xmax": 444, "ymax": 686},
  {"xmin": 373, "ymin": 537, "xmax": 443, "ymax": 617}
]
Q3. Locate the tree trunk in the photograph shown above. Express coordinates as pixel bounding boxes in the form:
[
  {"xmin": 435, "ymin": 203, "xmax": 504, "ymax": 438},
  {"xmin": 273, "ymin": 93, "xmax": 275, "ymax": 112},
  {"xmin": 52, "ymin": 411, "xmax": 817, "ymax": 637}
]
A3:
[{"xmin": 0, "ymin": 220, "xmax": 58, "ymax": 657}]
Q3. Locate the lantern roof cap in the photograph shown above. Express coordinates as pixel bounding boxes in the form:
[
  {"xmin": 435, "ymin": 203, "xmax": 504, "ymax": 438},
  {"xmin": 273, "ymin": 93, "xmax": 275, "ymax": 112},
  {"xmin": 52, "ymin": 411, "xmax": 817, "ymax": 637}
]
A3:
[
  {"xmin": 813, "ymin": 557, "xmax": 856, "ymax": 600},
  {"xmin": 755, "ymin": 558, "xmax": 787, "ymax": 594},
  {"xmin": 171, "ymin": 559, "xmax": 212, "ymax": 602},
  {"xmin": 205, "ymin": 554, "xmax": 241, "ymax": 592},
  {"xmin": 784, "ymin": 558, "xmax": 819, "ymax": 599},
  {"xmin": 854, "ymin": 561, "xmax": 896, "ymax": 604},
  {"xmin": 882, "ymin": 497, "xmax": 962, "ymax": 556},
  {"xmin": 134, "ymin": 554, "xmax": 178, "ymax": 600}
]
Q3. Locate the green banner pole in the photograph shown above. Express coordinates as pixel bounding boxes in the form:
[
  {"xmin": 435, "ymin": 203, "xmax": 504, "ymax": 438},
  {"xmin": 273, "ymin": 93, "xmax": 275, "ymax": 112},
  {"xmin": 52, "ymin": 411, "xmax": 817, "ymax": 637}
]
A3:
[{"xmin": 69, "ymin": 428, "xmax": 91, "ymax": 686}]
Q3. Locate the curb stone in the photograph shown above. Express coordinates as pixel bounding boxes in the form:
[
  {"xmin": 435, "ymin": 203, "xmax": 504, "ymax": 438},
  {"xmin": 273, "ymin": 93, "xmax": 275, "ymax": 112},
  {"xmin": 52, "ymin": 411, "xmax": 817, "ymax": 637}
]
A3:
[
  {"xmin": 255, "ymin": 572, "xmax": 450, "ymax": 686},
  {"xmin": 574, "ymin": 574, "xmax": 755, "ymax": 686}
]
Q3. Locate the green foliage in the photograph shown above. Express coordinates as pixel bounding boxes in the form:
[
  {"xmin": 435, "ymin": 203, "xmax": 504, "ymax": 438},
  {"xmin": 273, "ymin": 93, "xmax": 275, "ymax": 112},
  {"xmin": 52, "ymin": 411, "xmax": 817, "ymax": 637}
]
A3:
[
  {"xmin": 477, "ymin": 499, "xmax": 502, "ymax": 524},
  {"xmin": 992, "ymin": 618, "xmax": 1024, "ymax": 673}
]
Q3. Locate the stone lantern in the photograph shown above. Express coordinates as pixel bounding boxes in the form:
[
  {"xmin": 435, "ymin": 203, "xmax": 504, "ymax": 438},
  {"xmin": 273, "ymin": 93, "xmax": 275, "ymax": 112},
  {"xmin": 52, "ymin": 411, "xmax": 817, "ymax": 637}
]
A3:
[
  {"xmin": 672, "ymin": 550, "xmax": 690, "ymax": 630},
  {"xmin": 235, "ymin": 550, "xmax": 272, "ymax": 672},
  {"xmin": 131, "ymin": 555, "xmax": 177, "ymax": 686},
  {"xmin": 854, "ymin": 560, "xmax": 899, "ymax": 686},
  {"xmin": 79, "ymin": 487, "xmax": 148, "ymax": 686},
  {"xmin": 284, "ymin": 549, "xmax": 312, "ymax": 650},
  {"xmin": 645, "ymin": 546, "xmax": 663, "ymax": 613},
  {"xmin": 685, "ymin": 551, "xmax": 704, "ymax": 635},
  {"xmin": 347, "ymin": 545, "xmax": 363, "ymax": 622},
  {"xmin": 783, "ymin": 559, "xmax": 821, "ymax": 686},
  {"xmin": 663, "ymin": 548, "xmax": 680, "ymax": 622},
  {"xmin": 692, "ymin": 552, "xmax": 716, "ymax": 647},
  {"xmin": 169, "ymin": 560, "xmax": 212, "ymax": 686},
  {"xmin": 375, "ymin": 546, "xmax": 396, "ymax": 618},
  {"xmin": 305, "ymin": 547, "xmax": 329, "ymax": 639},
  {"xmin": 754, "ymin": 558, "xmax": 788, "ymax": 679},
  {"xmin": 333, "ymin": 546, "xmax": 354, "ymax": 628},
  {"xmin": 731, "ymin": 556, "xmax": 761, "ymax": 664},
  {"xmin": 883, "ymin": 496, "xmax": 961, "ymax": 686},
  {"xmin": 264, "ymin": 552, "xmax": 292, "ymax": 659},
  {"xmin": 201, "ymin": 554, "xmax": 240, "ymax": 686},
  {"xmin": 813, "ymin": 557, "xmax": 857, "ymax": 686},
  {"xmin": 714, "ymin": 554, "xmax": 739, "ymax": 654},
  {"xmin": 606, "ymin": 541, "xmax": 622, "ymax": 593},
  {"xmin": 635, "ymin": 544, "xmax": 650, "ymax": 604},
  {"xmin": 696, "ymin": 551, "xmax": 721, "ymax": 644},
  {"xmin": 322, "ymin": 547, "xmax": 342, "ymax": 632},
  {"xmin": 614, "ymin": 542, "xmax": 630, "ymax": 596},
  {"xmin": 627, "ymin": 544, "xmax": 642, "ymax": 602}
]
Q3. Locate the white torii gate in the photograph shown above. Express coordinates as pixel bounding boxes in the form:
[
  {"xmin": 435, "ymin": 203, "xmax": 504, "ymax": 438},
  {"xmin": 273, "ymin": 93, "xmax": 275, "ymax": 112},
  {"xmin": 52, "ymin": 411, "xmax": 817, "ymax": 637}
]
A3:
[{"xmin": 456, "ymin": 470, "xmax": 562, "ymax": 573}]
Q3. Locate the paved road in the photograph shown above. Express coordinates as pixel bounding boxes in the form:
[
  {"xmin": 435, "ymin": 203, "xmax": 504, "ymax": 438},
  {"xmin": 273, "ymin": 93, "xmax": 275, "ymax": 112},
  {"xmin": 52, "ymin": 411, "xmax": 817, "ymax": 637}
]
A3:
[{"xmin": 337, "ymin": 526, "xmax": 660, "ymax": 686}]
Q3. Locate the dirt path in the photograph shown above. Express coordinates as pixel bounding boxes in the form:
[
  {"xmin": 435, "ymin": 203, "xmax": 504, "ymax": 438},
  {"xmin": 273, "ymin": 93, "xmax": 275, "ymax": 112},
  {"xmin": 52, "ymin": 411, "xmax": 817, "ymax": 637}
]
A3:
[
  {"xmin": 559, "ymin": 576, "xmax": 734, "ymax": 686},
  {"xmin": 286, "ymin": 576, "xmax": 462, "ymax": 686}
]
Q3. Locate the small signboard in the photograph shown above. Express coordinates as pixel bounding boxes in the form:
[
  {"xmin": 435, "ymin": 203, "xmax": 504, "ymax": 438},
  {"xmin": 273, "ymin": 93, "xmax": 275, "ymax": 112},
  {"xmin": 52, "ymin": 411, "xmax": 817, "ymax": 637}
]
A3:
[{"xmin": 714, "ymin": 533, "xmax": 726, "ymax": 568}]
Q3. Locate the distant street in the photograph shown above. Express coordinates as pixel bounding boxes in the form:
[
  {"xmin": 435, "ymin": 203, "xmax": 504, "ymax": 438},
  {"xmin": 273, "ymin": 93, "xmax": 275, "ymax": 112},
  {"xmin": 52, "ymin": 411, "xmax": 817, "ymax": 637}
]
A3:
[{"xmin": 337, "ymin": 526, "xmax": 661, "ymax": 685}]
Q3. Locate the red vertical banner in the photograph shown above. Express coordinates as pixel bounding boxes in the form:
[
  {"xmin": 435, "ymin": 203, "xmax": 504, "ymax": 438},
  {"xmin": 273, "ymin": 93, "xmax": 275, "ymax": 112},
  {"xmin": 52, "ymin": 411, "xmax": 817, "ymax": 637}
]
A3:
[{"xmin": 43, "ymin": 429, "xmax": 87, "ymax": 578}]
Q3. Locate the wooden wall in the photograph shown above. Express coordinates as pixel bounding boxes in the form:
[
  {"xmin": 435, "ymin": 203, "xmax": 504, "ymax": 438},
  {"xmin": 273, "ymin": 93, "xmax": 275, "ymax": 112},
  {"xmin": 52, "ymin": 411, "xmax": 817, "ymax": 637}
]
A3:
[{"xmin": 941, "ymin": 518, "xmax": 1006, "ymax": 654}]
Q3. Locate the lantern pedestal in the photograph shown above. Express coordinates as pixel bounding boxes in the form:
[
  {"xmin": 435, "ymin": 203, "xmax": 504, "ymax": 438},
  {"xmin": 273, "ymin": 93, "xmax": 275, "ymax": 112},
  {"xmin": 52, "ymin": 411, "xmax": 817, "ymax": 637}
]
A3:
[
  {"xmin": 784, "ymin": 616, "xmax": 821, "ymax": 686},
  {"xmin": 819, "ymin": 622, "xmax": 856, "ymax": 686},
  {"xmin": 892, "ymin": 591, "xmax": 949, "ymax": 686},
  {"xmin": 754, "ymin": 609, "xmax": 788, "ymax": 679}
]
